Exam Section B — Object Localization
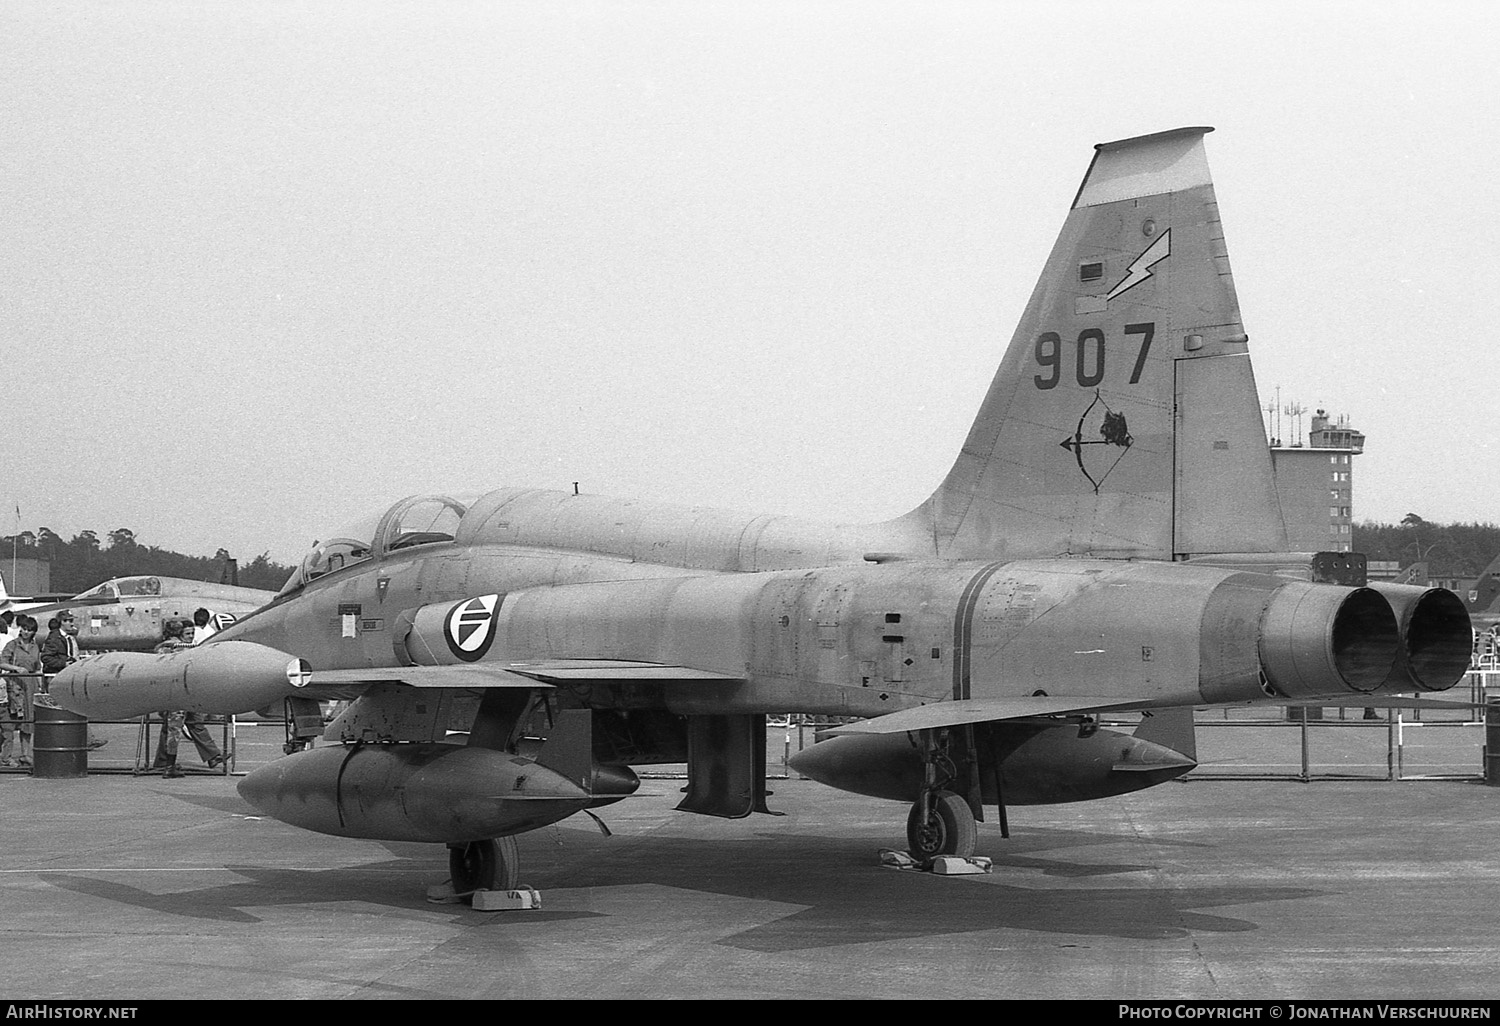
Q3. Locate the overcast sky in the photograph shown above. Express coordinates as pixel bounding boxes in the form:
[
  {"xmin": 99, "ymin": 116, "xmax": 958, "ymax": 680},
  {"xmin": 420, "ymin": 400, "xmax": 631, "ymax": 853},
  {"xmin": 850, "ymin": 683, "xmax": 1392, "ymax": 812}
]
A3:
[{"xmin": 4, "ymin": 1, "xmax": 1496, "ymax": 566}]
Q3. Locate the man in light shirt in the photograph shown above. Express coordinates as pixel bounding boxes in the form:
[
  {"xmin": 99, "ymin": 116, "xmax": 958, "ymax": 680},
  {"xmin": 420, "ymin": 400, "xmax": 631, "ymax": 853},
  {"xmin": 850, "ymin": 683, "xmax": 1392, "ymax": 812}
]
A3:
[{"xmin": 191, "ymin": 607, "xmax": 218, "ymax": 645}]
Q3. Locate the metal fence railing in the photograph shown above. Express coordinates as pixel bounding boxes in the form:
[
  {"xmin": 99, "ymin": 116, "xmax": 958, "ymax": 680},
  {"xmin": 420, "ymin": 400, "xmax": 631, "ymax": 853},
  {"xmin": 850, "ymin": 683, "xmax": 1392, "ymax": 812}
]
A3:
[
  {"xmin": 1183, "ymin": 713, "xmax": 1487, "ymax": 783},
  {"xmin": 0, "ymin": 672, "xmax": 235, "ymax": 776}
]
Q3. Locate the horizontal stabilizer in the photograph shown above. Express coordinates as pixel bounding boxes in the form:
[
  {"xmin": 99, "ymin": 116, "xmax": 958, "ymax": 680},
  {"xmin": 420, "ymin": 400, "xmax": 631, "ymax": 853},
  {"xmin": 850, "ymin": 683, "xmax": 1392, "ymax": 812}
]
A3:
[{"xmin": 823, "ymin": 695, "xmax": 1154, "ymax": 735}]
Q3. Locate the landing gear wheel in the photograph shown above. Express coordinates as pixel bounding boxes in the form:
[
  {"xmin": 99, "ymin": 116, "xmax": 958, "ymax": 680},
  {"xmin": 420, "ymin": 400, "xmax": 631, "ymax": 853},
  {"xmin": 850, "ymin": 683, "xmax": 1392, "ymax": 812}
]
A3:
[
  {"xmin": 906, "ymin": 790, "xmax": 977, "ymax": 860},
  {"xmin": 448, "ymin": 836, "xmax": 520, "ymax": 893}
]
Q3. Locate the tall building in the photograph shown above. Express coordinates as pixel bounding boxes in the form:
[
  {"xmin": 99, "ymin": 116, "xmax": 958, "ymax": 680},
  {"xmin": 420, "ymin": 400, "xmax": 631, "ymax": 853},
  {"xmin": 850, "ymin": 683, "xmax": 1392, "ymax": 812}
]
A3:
[{"xmin": 1269, "ymin": 408, "xmax": 1365, "ymax": 553}]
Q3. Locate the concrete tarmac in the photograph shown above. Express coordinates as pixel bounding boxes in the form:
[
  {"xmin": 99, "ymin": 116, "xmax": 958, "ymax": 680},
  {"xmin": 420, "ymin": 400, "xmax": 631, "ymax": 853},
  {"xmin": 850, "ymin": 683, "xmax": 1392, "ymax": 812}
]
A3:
[{"xmin": 3, "ymin": 719, "xmax": 1499, "ymax": 1000}]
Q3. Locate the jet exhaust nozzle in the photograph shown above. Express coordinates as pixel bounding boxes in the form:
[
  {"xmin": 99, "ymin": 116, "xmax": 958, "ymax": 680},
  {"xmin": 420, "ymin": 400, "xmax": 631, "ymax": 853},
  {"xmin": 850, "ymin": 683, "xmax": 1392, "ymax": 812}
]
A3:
[
  {"xmin": 1258, "ymin": 584, "xmax": 1400, "ymax": 698},
  {"xmin": 1368, "ymin": 583, "xmax": 1473, "ymax": 692}
]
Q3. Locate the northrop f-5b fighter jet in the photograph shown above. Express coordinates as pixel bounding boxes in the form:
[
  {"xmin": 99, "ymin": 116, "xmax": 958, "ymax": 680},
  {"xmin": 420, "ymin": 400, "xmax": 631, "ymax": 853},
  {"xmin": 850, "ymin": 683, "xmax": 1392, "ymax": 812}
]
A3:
[{"xmin": 50, "ymin": 128, "xmax": 1472, "ymax": 894}]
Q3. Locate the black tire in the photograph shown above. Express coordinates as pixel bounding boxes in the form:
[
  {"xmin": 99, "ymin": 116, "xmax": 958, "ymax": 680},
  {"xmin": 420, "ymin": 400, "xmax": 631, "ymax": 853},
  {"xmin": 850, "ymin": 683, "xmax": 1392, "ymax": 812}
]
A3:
[
  {"xmin": 906, "ymin": 790, "xmax": 978, "ymax": 860},
  {"xmin": 448, "ymin": 836, "xmax": 520, "ymax": 893}
]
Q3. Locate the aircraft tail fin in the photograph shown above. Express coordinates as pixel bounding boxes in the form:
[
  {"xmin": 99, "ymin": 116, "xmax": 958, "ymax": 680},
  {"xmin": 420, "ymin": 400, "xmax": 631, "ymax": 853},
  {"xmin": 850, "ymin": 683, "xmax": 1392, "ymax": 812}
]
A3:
[{"xmin": 895, "ymin": 127, "xmax": 1288, "ymax": 560}]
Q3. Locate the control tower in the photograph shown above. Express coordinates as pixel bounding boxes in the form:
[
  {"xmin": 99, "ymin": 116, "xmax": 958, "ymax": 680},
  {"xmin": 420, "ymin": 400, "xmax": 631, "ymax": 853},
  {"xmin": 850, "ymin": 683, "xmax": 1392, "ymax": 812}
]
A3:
[{"xmin": 1268, "ymin": 408, "xmax": 1366, "ymax": 553}]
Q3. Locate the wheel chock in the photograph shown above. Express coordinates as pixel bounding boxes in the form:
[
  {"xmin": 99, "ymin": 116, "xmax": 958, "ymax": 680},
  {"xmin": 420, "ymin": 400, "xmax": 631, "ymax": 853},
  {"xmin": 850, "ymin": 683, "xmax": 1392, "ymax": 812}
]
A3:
[
  {"xmin": 472, "ymin": 886, "xmax": 542, "ymax": 911},
  {"xmin": 426, "ymin": 879, "xmax": 542, "ymax": 909},
  {"xmin": 879, "ymin": 849, "xmax": 992, "ymax": 874},
  {"xmin": 879, "ymin": 848, "xmax": 921, "ymax": 870},
  {"xmin": 425, "ymin": 880, "xmax": 463, "ymax": 904},
  {"xmin": 930, "ymin": 855, "xmax": 992, "ymax": 876}
]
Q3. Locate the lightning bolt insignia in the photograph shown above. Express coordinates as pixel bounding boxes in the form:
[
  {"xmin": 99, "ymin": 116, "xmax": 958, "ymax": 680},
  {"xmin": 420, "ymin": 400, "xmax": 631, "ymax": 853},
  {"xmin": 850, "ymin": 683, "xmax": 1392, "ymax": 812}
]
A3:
[{"xmin": 1105, "ymin": 228, "xmax": 1171, "ymax": 302}]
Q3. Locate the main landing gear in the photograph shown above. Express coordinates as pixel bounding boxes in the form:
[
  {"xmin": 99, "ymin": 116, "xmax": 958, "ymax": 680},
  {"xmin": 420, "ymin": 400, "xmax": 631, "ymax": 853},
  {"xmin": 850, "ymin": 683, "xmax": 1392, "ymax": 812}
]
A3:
[
  {"xmin": 907, "ymin": 790, "xmax": 977, "ymax": 860},
  {"xmin": 905, "ymin": 727, "xmax": 987, "ymax": 860},
  {"xmin": 432, "ymin": 837, "xmax": 538, "ymax": 910},
  {"xmin": 446, "ymin": 836, "xmax": 521, "ymax": 894}
]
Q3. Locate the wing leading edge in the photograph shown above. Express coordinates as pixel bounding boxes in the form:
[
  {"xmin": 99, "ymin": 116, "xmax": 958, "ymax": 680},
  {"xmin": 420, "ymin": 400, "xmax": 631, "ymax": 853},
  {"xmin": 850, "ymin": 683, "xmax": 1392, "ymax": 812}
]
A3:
[
  {"xmin": 823, "ymin": 695, "xmax": 1161, "ymax": 735},
  {"xmin": 311, "ymin": 659, "xmax": 744, "ymax": 691}
]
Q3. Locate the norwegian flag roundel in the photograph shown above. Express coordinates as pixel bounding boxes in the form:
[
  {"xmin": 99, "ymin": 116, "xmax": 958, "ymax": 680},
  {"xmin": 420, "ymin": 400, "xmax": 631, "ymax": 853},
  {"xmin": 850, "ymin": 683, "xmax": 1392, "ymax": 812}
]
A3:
[{"xmin": 443, "ymin": 594, "xmax": 502, "ymax": 662}]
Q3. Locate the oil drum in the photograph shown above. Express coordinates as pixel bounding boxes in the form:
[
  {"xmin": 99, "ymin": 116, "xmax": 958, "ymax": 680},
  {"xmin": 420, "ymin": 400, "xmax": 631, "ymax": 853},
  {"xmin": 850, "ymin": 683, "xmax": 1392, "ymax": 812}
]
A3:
[{"xmin": 32, "ymin": 702, "xmax": 89, "ymax": 778}]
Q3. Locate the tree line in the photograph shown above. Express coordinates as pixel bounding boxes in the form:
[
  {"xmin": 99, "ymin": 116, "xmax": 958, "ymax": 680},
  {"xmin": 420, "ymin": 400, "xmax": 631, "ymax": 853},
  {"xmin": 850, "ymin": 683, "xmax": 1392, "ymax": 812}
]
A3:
[
  {"xmin": 3, "ymin": 527, "xmax": 293, "ymax": 594},
  {"xmin": 1353, "ymin": 515, "xmax": 1499, "ymax": 578},
  {"xmin": 4, "ymin": 516, "xmax": 1497, "ymax": 596}
]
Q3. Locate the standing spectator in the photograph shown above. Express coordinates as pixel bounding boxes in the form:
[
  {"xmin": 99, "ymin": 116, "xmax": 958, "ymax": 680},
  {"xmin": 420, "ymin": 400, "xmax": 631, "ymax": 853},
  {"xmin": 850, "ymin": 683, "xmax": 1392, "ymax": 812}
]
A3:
[
  {"xmin": 51, "ymin": 613, "xmax": 106, "ymax": 749},
  {"xmin": 39, "ymin": 616, "xmax": 70, "ymax": 684},
  {"xmin": 153, "ymin": 709, "xmax": 189, "ymax": 778},
  {"xmin": 152, "ymin": 621, "xmax": 190, "ymax": 777},
  {"xmin": 152, "ymin": 707, "xmax": 226, "ymax": 776},
  {"xmin": 0, "ymin": 616, "xmax": 42, "ymax": 767},
  {"xmin": 61, "ymin": 612, "xmax": 81, "ymax": 665},
  {"xmin": 191, "ymin": 607, "xmax": 217, "ymax": 645},
  {"xmin": 151, "ymin": 620, "xmax": 225, "ymax": 776},
  {"xmin": 0, "ymin": 612, "xmax": 12, "ymax": 675}
]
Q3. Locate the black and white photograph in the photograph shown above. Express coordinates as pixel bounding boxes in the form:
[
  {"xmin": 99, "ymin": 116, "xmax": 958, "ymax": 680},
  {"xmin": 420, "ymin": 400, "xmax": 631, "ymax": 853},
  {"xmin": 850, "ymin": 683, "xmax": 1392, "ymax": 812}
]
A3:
[{"xmin": 3, "ymin": 0, "xmax": 1498, "ymax": 1005}]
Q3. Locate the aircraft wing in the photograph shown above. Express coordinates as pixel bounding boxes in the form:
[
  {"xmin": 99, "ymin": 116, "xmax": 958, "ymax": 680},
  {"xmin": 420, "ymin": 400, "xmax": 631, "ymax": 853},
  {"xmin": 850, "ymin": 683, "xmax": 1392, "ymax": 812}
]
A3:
[
  {"xmin": 311, "ymin": 660, "xmax": 742, "ymax": 691},
  {"xmin": 312, "ymin": 665, "xmax": 553, "ymax": 689},
  {"xmin": 501, "ymin": 659, "xmax": 744, "ymax": 684},
  {"xmin": 6, "ymin": 595, "xmax": 117, "ymax": 617},
  {"xmin": 825, "ymin": 693, "xmax": 1489, "ymax": 737},
  {"xmin": 822, "ymin": 695, "xmax": 1157, "ymax": 735}
]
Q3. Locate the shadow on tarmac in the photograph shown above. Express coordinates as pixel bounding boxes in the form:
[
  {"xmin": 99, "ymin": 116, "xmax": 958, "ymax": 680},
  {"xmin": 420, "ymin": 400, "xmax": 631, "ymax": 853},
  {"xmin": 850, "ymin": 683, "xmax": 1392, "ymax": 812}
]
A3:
[
  {"xmin": 39, "ymin": 819, "xmax": 1316, "ymax": 955},
  {"xmin": 519, "ymin": 828, "xmax": 1319, "ymax": 950}
]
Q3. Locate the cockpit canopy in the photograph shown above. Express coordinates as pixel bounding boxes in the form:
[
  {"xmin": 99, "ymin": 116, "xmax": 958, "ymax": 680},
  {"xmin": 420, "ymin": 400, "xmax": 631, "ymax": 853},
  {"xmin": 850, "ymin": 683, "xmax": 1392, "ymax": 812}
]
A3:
[
  {"xmin": 278, "ymin": 494, "xmax": 473, "ymax": 598},
  {"xmin": 77, "ymin": 576, "xmax": 162, "ymax": 600},
  {"xmin": 386, "ymin": 496, "xmax": 468, "ymax": 553}
]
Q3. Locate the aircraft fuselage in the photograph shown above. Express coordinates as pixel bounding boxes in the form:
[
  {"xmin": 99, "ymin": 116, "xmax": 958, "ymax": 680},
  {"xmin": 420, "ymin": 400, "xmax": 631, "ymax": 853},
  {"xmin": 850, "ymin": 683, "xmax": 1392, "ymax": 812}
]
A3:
[{"xmin": 214, "ymin": 488, "xmax": 1430, "ymax": 721}]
